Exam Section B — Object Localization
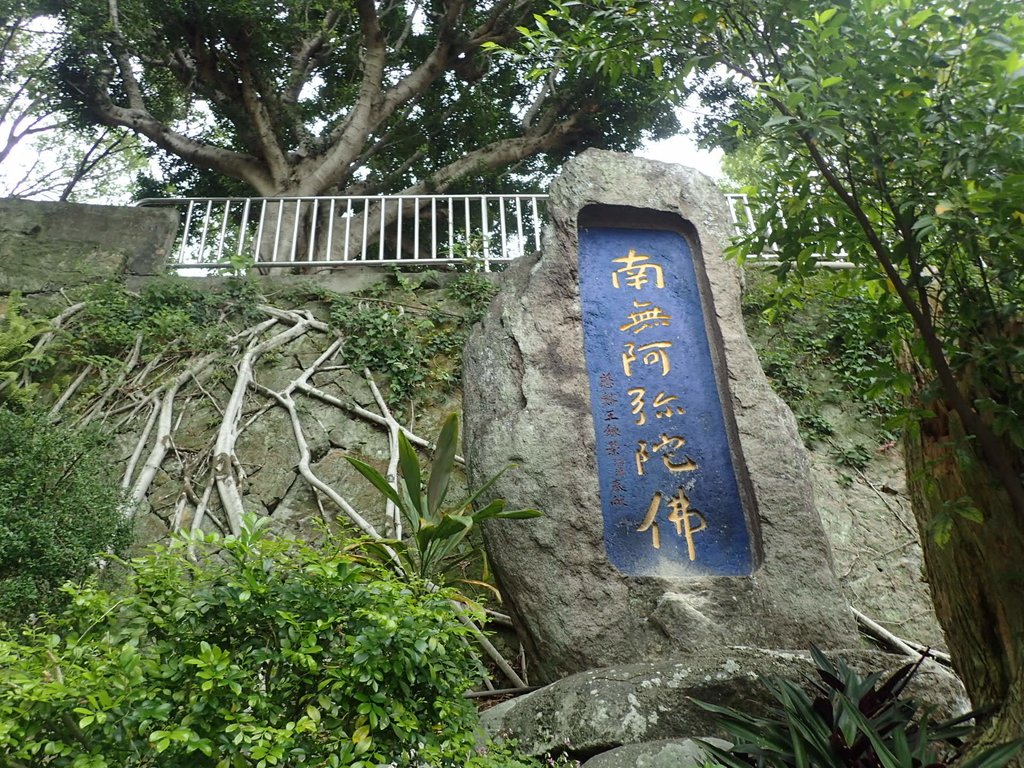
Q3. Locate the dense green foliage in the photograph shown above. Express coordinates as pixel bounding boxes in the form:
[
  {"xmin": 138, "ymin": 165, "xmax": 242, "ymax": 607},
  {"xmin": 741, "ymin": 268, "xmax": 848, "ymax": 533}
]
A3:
[
  {"xmin": 327, "ymin": 271, "xmax": 498, "ymax": 407},
  {"xmin": 717, "ymin": 0, "xmax": 1024, "ymax": 457},
  {"xmin": 698, "ymin": 648, "xmax": 1023, "ymax": 768},
  {"xmin": 21, "ymin": 274, "xmax": 488, "ymax": 411},
  {"xmin": 64, "ymin": 278, "xmax": 262, "ymax": 360},
  {"xmin": 0, "ymin": 517, "xmax": 493, "ymax": 767},
  {"xmin": 742, "ymin": 269, "xmax": 907, "ymax": 471},
  {"xmin": 0, "ymin": 294, "xmax": 50, "ymax": 407},
  {"xmin": 0, "ymin": 408, "xmax": 132, "ymax": 623}
]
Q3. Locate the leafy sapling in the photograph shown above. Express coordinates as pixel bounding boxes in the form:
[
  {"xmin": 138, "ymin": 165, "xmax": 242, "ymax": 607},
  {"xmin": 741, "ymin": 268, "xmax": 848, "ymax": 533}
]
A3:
[{"xmin": 346, "ymin": 413, "xmax": 540, "ymax": 583}]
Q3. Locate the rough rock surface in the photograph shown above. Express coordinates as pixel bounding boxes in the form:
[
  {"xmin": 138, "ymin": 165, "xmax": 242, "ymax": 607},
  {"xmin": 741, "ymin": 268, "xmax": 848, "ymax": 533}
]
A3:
[
  {"xmin": 463, "ymin": 150, "xmax": 857, "ymax": 682},
  {"xmin": 811, "ymin": 446, "xmax": 946, "ymax": 649},
  {"xmin": 480, "ymin": 648, "xmax": 969, "ymax": 759},
  {"xmin": 0, "ymin": 198, "xmax": 175, "ymax": 294}
]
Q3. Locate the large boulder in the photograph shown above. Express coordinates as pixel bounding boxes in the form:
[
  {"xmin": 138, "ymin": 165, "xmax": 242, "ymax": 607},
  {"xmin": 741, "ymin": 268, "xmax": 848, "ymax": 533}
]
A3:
[
  {"xmin": 480, "ymin": 648, "xmax": 968, "ymax": 759},
  {"xmin": 462, "ymin": 150, "xmax": 857, "ymax": 682}
]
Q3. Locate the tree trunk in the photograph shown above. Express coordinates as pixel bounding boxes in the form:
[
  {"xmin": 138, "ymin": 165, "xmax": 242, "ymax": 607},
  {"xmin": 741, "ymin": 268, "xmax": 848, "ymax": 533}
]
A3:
[{"xmin": 903, "ymin": 384, "xmax": 1024, "ymax": 757}]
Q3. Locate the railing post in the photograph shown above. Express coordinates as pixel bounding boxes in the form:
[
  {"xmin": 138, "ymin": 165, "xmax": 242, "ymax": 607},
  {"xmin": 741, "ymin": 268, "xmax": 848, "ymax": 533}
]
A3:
[
  {"xmin": 413, "ymin": 196, "xmax": 420, "ymax": 260},
  {"xmin": 326, "ymin": 199, "xmax": 336, "ymax": 262},
  {"xmin": 481, "ymin": 195, "xmax": 490, "ymax": 272},
  {"xmin": 179, "ymin": 200, "xmax": 196, "ymax": 264},
  {"xmin": 238, "ymin": 199, "xmax": 252, "ymax": 264}
]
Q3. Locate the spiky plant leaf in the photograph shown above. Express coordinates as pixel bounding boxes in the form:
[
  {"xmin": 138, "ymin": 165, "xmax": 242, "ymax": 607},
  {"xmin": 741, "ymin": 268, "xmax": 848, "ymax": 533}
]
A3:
[
  {"xmin": 397, "ymin": 431, "xmax": 424, "ymax": 517},
  {"xmin": 426, "ymin": 413, "xmax": 459, "ymax": 517}
]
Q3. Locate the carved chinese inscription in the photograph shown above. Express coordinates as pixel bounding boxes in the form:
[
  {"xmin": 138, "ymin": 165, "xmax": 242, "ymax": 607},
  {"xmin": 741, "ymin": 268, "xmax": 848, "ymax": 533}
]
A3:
[{"xmin": 579, "ymin": 223, "xmax": 757, "ymax": 576}]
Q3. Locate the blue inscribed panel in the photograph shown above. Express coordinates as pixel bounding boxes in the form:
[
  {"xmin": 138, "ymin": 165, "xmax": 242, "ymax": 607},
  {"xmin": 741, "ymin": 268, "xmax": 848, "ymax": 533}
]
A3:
[{"xmin": 578, "ymin": 225, "xmax": 755, "ymax": 577}]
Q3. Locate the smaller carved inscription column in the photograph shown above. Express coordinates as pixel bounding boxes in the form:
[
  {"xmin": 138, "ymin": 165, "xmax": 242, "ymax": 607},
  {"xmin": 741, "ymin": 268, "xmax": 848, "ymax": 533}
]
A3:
[{"xmin": 578, "ymin": 216, "xmax": 759, "ymax": 576}]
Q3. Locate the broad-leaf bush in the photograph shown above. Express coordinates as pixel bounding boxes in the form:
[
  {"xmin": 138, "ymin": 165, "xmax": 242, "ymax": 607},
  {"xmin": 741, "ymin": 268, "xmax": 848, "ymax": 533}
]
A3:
[
  {"xmin": 0, "ymin": 294, "xmax": 50, "ymax": 408},
  {"xmin": 0, "ymin": 408, "xmax": 132, "ymax": 624},
  {"xmin": 0, "ymin": 516, "xmax": 490, "ymax": 767}
]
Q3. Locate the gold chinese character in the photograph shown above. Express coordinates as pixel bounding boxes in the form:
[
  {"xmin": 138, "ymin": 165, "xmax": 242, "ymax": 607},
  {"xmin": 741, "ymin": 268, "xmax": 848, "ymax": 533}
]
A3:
[
  {"xmin": 622, "ymin": 342, "xmax": 673, "ymax": 377},
  {"xmin": 636, "ymin": 491, "xmax": 663, "ymax": 548},
  {"xmin": 666, "ymin": 489, "xmax": 707, "ymax": 561},
  {"xmin": 627, "ymin": 387, "xmax": 647, "ymax": 426},
  {"xmin": 622, "ymin": 344, "xmax": 637, "ymax": 378},
  {"xmin": 611, "ymin": 250, "xmax": 665, "ymax": 290},
  {"xmin": 652, "ymin": 433, "xmax": 698, "ymax": 472},
  {"xmin": 620, "ymin": 300, "xmax": 672, "ymax": 334},
  {"xmin": 653, "ymin": 392, "xmax": 686, "ymax": 419},
  {"xmin": 635, "ymin": 440, "xmax": 650, "ymax": 476}
]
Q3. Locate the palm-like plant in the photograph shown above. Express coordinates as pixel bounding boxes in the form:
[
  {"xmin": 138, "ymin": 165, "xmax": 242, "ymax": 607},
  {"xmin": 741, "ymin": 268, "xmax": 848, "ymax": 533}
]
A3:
[{"xmin": 346, "ymin": 413, "xmax": 540, "ymax": 583}]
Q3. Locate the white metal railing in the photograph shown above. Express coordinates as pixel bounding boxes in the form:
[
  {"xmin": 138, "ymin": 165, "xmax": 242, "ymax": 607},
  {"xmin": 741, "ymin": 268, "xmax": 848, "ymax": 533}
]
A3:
[
  {"xmin": 137, "ymin": 192, "xmax": 848, "ymax": 271},
  {"xmin": 137, "ymin": 194, "xmax": 547, "ymax": 272}
]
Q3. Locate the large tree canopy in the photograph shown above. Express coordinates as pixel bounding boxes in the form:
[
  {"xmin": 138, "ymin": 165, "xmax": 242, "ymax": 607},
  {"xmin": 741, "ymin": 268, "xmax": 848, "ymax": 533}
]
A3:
[{"xmin": 52, "ymin": 0, "xmax": 678, "ymax": 198}]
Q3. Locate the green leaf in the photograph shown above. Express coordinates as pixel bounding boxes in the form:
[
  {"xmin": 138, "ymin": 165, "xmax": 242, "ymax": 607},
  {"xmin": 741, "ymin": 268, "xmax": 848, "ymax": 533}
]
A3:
[
  {"xmin": 470, "ymin": 498, "xmax": 505, "ymax": 521},
  {"xmin": 907, "ymin": 9, "xmax": 933, "ymax": 28},
  {"xmin": 462, "ymin": 463, "xmax": 513, "ymax": 509},
  {"xmin": 421, "ymin": 515, "xmax": 472, "ymax": 549},
  {"xmin": 427, "ymin": 414, "xmax": 459, "ymax": 517},
  {"xmin": 695, "ymin": 739, "xmax": 752, "ymax": 768},
  {"xmin": 345, "ymin": 456, "xmax": 405, "ymax": 511},
  {"xmin": 764, "ymin": 114, "xmax": 796, "ymax": 128},
  {"xmin": 817, "ymin": 8, "xmax": 839, "ymax": 24},
  {"xmin": 959, "ymin": 739, "xmax": 1024, "ymax": 768},
  {"xmin": 397, "ymin": 432, "xmax": 424, "ymax": 516},
  {"xmin": 956, "ymin": 505, "xmax": 984, "ymax": 524},
  {"xmin": 834, "ymin": 692, "xmax": 904, "ymax": 768}
]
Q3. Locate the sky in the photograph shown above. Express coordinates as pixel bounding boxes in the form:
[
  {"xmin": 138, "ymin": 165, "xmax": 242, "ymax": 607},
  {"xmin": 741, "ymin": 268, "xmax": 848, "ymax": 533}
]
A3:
[{"xmin": 639, "ymin": 130, "xmax": 724, "ymax": 179}]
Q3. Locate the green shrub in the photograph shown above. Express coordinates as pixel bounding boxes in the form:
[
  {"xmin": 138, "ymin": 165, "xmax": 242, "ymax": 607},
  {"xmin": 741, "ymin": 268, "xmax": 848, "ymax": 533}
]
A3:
[
  {"xmin": 0, "ymin": 408, "xmax": 132, "ymax": 623},
  {"xmin": 0, "ymin": 294, "xmax": 50, "ymax": 408},
  {"xmin": 696, "ymin": 647, "xmax": 1023, "ymax": 768},
  {"xmin": 0, "ymin": 516, "xmax": 492, "ymax": 767},
  {"xmin": 742, "ymin": 270, "xmax": 907, "ymax": 435},
  {"xmin": 446, "ymin": 272, "xmax": 498, "ymax": 324},
  {"xmin": 328, "ymin": 296, "xmax": 470, "ymax": 407},
  {"xmin": 57, "ymin": 278, "xmax": 265, "ymax": 372}
]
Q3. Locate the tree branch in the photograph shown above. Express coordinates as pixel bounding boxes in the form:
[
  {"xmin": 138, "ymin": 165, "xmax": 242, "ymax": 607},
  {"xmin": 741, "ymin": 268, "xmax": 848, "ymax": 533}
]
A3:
[
  {"xmin": 796, "ymin": 129, "xmax": 1024, "ymax": 519},
  {"xmin": 283, "ymin": 9, "xmax": 342, "ymax": 107},
  {"xmin": 403, "ymin": 112, "xmax": 585, "ymax": 195},
  {"xmin": 107, "ymin": 0, "xmax": 146, "ymax": 110},
  {"xmin": 298, "ymin": 0, "xmax": 387, "ymax": 195},
  {"xmin": 85, "ymin": 99, "xmax": 276, "ymax": 193}
]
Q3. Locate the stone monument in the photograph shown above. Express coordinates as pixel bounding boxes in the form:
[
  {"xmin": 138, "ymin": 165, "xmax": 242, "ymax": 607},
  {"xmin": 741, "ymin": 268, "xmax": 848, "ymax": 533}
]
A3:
[{"xmin": 462, "ymin": 150, "xmax": 858, "ymax": 683}]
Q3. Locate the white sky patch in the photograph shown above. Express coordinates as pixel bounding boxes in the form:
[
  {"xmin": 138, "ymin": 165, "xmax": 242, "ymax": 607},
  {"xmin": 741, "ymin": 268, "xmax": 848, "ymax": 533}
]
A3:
[
  {"xmin": 639, "ymin": 131, "xmax": 724, "ymax": 179},
  {"xmin": 637, "ymin": 90, "xmax": 726, "ymax": 179}
]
